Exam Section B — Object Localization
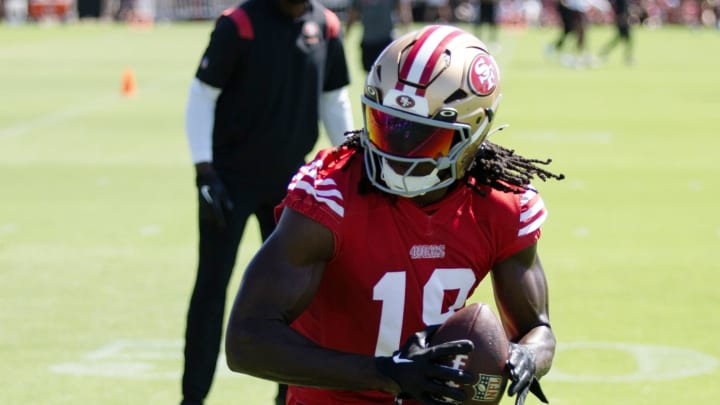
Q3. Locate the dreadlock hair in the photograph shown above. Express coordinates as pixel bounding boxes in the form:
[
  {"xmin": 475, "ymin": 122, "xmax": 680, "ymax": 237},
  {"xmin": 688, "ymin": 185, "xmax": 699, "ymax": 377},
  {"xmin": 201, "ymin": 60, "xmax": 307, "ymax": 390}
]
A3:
[
  {"xmin": 337, "ymin": 130, "xmax": 565, "ymax": 196},
  {"xmin": 339, "ymin": 129, "xmax": 364, "ymax": 149},
  {"xmin": 466, "ymin": 141, "xmax": 565, "ymax": 195},
  {"xmin": 338, "ymin": 130, "xmax": 375, "ymax": 195}
]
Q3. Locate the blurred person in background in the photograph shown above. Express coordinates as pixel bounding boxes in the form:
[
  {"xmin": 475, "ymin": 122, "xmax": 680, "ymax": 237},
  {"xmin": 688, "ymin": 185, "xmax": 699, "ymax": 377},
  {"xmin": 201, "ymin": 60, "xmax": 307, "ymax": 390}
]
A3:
[
  {"xmin": 345, "ymin": 0, "xmax": 413, "ymax": 72},
  {"xmin": 474, "ymin": 0, "xmax": 500, "ymax": 46},
  {"xmin": 180, "ymin": 0, "xmax": 354, "ymax": 403},
  {"xmin": 545, "ymin": 0, "xmax": 594, "ymax": 68},
  {"xmin": 545, "ymin": 0, "xmax": 576, "ymax": 59},
  {"xmin": 114, "ymin": 0, "xmax": 136, "ymax": 20},
  {"xmin": 523, "ymin": 0, "xmax": 545, "ymax": 27},
  {"xmin": 598, "ymin": 0, "xmax": 635, "ymax": 64},
  {"xmin": 699, "ymin": 0, "xmax": 719, "ymax": 27},
  {"xmin": 424, "ymin": 0, "xmax": 453, "ymax": 21}
]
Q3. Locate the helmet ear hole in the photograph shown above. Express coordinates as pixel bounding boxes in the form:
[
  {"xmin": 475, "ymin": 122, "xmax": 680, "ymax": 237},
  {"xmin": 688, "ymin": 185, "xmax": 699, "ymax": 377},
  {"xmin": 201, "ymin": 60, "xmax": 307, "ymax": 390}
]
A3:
[{"xmin": 443, "ymin": 89, "xmax": 468, "ymax": 104}]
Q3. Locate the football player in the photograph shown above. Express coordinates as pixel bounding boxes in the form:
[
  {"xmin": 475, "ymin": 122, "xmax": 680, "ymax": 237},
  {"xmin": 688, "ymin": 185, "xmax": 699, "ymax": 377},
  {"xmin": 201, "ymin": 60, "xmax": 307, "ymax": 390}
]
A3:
[
  {"xmin": 546, "ymin": 0, "xmax": 592, "ymax": 67},
  {"xmin": 598, "ymin": 0, "xmax": 635, "ymax": 65},
  {"xmin": 225, "ymin": 25, "xmax": 562, "ymax": 405}
]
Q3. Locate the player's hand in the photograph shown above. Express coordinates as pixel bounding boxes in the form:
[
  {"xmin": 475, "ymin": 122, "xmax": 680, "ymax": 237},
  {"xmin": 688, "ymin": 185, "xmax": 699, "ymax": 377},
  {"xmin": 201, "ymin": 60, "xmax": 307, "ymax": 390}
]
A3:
[
  {"xmin": 196, "ymin": 165, "xmax": 234, "ymax": 228},
  {"xmin": 506, "ymin": 343, "xmax": 549, "ymax": 405},
  {"xmin": 376, "ymin": 325, "xmax": 475, "ymax": 405}
]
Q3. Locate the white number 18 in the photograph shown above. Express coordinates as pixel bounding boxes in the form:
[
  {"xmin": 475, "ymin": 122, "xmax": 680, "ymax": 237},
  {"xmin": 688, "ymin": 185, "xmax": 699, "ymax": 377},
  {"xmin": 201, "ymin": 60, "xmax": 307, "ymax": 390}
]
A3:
[{"xmin": 372, "ymin": 268, "xmax": 476, "ymax": 356}]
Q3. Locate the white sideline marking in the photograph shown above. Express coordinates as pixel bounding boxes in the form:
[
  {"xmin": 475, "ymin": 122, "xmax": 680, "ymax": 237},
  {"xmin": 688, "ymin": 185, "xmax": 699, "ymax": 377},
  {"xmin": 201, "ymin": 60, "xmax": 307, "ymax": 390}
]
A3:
[
  {"xmin": 0, "ymin": 223, "xmax": 17, "ymax": 237},
  {"xmin": 512, "ymin": 131, "xmax": 612, "ymax": 144},
  {"xmin": 574, "ymin": 227, "xmax": 591, "ymax": 238},
  {"xmin": 687, "ymin": 179, "xmax": 704, "ymax": 191},
  {"xmin": 95, "ymin": 177, "xmax": 112, "ymax": 187},
  {"xmin": 546, "ymin": 342, "xmax": 719, "ymax": 382},
  {"xmin": 0, "ymin": 97, "xmax": 120, "ymax": 140},
  {"xmin": 49, "ymin": 340, "xmax": 718, "ymax": 381},
  {"xmin": 140, "ymin": 225, "xmax": 161, "ymax": 236},
  {"xmin": 0, "ymin": 76, "xmax": 183, "ymax": 140},
  {"xmin": 49, "ymin": 339, "xmax": 236, "ymax": 379},
  {"xmin": 84, "ymin": 339, "xmax": 178, "ymax": 360}
]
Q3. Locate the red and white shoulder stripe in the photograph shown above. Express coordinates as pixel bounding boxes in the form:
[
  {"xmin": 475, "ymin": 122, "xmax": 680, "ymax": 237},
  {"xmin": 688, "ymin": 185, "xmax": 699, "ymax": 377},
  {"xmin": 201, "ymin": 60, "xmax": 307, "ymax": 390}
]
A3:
[
  {"xmin": 287, "ymin": 159, "xmax": 345, "ymax": 218},
  {"xmin": 518, "ymin": 187, "xmax": 546, "ymax": 237}
]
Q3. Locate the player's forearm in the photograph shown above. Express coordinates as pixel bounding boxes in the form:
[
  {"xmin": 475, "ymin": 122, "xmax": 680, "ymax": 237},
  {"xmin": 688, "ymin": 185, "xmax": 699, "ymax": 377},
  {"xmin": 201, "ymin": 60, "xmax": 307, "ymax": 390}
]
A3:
[
  {"xmin": 225, "ymin": 318, "xmax": 393, "ymax": 392},
  {"xmin": 515, "ymin": 324, "xmax": 555, "ymax": 378}
]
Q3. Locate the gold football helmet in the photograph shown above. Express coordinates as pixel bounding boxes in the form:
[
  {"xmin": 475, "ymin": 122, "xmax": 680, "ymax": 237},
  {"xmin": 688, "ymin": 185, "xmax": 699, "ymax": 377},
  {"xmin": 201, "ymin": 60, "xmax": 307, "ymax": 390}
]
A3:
[{"xmin": 361, "ymin": 25, "xmax": 502, "ymax": 197}]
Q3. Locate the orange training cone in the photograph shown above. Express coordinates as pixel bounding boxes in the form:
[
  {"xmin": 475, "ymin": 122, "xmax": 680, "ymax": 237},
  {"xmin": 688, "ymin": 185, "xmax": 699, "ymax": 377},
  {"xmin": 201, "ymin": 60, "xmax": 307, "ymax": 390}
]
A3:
[{"xmin": 121, "ymin": 68, "xmax": 137, "ymax": 98}]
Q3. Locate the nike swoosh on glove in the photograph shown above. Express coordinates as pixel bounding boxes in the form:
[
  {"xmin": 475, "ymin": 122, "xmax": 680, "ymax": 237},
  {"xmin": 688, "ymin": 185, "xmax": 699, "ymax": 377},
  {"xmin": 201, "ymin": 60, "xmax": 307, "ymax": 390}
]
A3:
[
  {"xmin": 196, "ymin": 169, "xmax": 234, "ymax": 228},
  {"xmin": 376, "ymin": 325, "xmax": 475, "ymax": 405}
]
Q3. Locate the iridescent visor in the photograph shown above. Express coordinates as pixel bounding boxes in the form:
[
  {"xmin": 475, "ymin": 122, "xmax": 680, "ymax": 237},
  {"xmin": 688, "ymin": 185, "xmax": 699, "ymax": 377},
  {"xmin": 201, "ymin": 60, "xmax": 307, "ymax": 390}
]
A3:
[{"xmin": 364, "ymin": 103, "xmax": 467, "ymax": 159}]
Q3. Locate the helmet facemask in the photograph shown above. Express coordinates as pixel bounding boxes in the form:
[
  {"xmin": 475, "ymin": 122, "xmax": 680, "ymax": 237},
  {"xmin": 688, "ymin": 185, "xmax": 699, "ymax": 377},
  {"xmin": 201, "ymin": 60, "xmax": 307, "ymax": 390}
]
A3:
[{"xmin": 362, "ymin": 95, "xmax": 494, "ymax": 197}]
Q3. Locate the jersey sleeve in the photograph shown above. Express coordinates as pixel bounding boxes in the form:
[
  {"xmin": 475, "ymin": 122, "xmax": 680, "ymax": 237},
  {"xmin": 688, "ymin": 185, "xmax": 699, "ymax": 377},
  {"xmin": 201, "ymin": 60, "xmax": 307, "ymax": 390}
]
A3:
[
  {"xmin": 276, "ymin": 148, "xmax": 353, "ymax": 234},
  {"xmin": 195, "ymin": 8, "xmax": 252, "ymax": 89},
  {"xmin": 495, "ymin": 186, "xmax": 547, "ymax": 261}
]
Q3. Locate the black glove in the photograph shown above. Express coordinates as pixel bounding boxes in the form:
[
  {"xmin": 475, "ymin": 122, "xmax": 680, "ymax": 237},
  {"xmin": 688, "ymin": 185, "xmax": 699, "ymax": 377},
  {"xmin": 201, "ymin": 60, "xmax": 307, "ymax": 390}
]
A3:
[
  {"xmin": 376, "ymin": 325, "xmax": 475, "ymax": 405},
  {"xmin": 196, "ymin": 168, "xmax": 234, "ymax": 228},
  {"xmin": 506, "ymin": 343, "xmax": 549, "ymax": 405}
]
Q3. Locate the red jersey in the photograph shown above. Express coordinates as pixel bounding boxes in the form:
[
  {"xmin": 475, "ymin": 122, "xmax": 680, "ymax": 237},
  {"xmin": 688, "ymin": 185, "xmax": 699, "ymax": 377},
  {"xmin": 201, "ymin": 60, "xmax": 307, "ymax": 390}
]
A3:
[{"xmin": 277, "ymin": 147, "xmax": 547, "ymax": 405}]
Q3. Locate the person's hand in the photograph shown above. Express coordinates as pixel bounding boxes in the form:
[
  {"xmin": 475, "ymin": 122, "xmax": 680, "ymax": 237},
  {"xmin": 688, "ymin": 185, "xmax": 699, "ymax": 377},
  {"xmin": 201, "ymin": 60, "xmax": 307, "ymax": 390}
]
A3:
[
  {"xmin": 375, "ymin": 325, "xmax": 474, "ymax": 405},
  {"xmin": 196, "ymin": 165, "xmax": 234, "ymax": 228},
  {"xmin": 506, "ymin": 343, "xmax": 549, "ymax": 405}
]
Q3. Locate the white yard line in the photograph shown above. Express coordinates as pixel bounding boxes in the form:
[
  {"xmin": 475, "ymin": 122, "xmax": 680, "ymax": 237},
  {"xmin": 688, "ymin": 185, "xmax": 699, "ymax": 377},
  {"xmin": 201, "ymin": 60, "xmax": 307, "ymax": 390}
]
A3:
[
  {"xmin": 49, "ymin": 339, "xmax": 718, "ymax": 380},
  {"xmin": 0, "ymin": 75, "xmax": 186, "ymax": 140},
  {"xmin": 0, "ymin": 95, "xmax": 122, "ymax": 140},
  {"xmin": 511, "ymin": 131, "xmax": 613, "ymax": 144}
]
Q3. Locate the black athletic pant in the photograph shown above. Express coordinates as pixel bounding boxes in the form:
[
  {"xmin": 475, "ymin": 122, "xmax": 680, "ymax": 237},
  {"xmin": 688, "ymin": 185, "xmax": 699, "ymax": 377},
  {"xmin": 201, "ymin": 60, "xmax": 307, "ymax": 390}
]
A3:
[
  {"xmin": 361, "ymin": 38, "xmax": 393, "ymax": 72},
  {"xmin": 554, "ymin": 2, "xmax": 574, "ymax": 49},
  {"xmin": 182, "ymin": 170, "xmax": 291, "ymax": 405}
]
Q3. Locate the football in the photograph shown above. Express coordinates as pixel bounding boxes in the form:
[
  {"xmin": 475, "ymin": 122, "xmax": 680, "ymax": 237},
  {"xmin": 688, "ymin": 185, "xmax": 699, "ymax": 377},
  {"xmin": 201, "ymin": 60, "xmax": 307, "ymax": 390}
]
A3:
[{"xmin": 431, "ymin": 302, "xmax": 510, "ymax": 405}]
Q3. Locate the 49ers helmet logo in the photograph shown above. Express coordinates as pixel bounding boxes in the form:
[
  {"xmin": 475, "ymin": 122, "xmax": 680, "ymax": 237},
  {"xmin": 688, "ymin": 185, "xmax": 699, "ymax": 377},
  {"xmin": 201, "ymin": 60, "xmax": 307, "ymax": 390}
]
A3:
[
  {"xmin": 468, "ymin": 54, "xmax": 498, "ymax": 96},
  {"xmin": 395, "ymin": 95, "xmax": 416, "ymax": 109}
]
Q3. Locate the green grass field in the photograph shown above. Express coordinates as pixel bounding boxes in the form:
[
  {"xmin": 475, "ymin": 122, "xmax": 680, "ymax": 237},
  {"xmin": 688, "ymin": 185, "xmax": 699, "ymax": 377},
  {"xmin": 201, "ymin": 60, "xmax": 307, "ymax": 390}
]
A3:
[{"xmin": 1, "ymin": 20, "xmax": 719, "ymax": 404}]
